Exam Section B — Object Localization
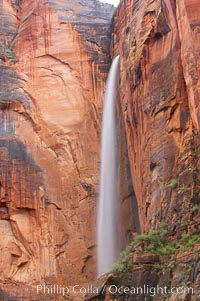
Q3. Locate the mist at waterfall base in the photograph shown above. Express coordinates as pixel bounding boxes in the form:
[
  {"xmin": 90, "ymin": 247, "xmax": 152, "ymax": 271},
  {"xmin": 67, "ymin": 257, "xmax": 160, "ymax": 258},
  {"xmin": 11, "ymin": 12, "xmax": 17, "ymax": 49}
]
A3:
[{"xmin": 97, "ymin": 56, "xmax": 120, "ymax": 276}]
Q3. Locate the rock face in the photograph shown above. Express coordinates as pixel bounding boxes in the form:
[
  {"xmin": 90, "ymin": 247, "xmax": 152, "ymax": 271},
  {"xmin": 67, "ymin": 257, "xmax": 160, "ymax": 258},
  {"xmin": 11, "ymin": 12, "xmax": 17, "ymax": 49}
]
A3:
[
  {"xmin": 91, "ymin": 0, "xmax": 200, "ymax": 300},
  {"xmin": 1, "ymin": 0, "xmax": 200, "ymax": 299},
  {"xmin": 88, "ymin": 247, "xmax": 200, "ymax": 301},
  {"xmin": 112, "ymin": 0, "xmax": 200, "ymax": 234},
  {"xmin": 0, "ymin": 0, "xmax": 115, "ymax": 298}
]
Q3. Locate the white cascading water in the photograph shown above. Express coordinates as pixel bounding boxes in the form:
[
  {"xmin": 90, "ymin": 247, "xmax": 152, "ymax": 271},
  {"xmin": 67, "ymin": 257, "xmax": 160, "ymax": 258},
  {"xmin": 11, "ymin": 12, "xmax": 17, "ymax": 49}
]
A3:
[{"xmin": 97, "ymin": 55, "xmax": 120, "ymax": 276}]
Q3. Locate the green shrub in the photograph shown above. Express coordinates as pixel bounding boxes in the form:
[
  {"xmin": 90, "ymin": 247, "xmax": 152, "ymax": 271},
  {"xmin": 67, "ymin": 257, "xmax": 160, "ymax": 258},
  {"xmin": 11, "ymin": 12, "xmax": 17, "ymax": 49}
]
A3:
[
  {"xmin": 111, "ymin": 244, "xmax": 133, "ymax": 273},
  {"xmin": 0, "ymin": 42, "xmax": 18, "ymax": 64},
  {"xmin": 160, "ymin": 89, "xmax": 166, "ymax": 99},
  {"xmin": 4, "ymin": 47, "xmax": 18, "ymax": 64},
  {"xmin": 112, "ymin": 262, "xmax": 126, "ymax": 273},
  {"xmin": 192, "ymin": 204, "xmax": 200, "ymax": 212},
  {"xmin": 111, "ymin": 224, "xmax": 169, "ymax": 273},
  {"xmin": 111, "ymin": 223, "xmax": 200, "ymax": 274},
  {"xmin": 169, "ymin": 178, "xmax": 178, "ymax": 189}
]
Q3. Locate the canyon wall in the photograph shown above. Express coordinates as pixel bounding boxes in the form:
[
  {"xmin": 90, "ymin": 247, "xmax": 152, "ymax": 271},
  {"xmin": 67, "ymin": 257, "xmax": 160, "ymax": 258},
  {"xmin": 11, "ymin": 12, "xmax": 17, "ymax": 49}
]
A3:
[
  {"xmin": 112, "ymin": 0, "xmax": 200, "ymax": 234},
  {"xmin": 89, "ymin": 0, "xmax": 200, "ymax": 300},
  {"xmin": 1, "ymin": 0, "xmax": 200, "ymax": 300},
  {"xmin": 0, "ymin": 0, "xmax": 116, "ymax": 299}
]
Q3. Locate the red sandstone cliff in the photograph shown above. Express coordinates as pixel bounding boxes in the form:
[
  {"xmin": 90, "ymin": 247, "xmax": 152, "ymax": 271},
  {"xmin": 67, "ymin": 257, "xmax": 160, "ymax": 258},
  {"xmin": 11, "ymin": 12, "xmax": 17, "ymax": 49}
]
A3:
[
  {"xmin": 91, "ymin": 0, "xmax": 200, "ymax": 300},
  {"xmin": 112, "ymin": 0, "xmax": 200, "ymax": 233},
  {"xmin": 0, "ymin": 0, "xmax": 114, "ymax": 299},
  {"xmin": 1, "ymin": 0, "xmax": 200, "ymax": 300}
]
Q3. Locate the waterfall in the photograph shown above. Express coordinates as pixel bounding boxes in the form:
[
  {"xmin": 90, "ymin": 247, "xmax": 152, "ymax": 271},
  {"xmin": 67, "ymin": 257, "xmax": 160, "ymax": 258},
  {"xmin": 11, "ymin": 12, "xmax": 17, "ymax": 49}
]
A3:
[{"xmin": 97, "ymin": 55, "xmax": 120, "ymax": 276}]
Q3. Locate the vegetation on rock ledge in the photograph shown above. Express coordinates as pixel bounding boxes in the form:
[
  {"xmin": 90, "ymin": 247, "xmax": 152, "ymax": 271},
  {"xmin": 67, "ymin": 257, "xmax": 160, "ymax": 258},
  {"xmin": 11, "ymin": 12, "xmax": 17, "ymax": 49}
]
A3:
[
  {"xmin": 112, "ymin": 223, "xmax": 200, "ymax": 274},
  {"xmin": 0, "ymin": 42, "xmax": 18, "ymax": 64}
]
